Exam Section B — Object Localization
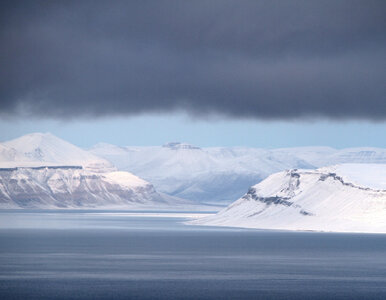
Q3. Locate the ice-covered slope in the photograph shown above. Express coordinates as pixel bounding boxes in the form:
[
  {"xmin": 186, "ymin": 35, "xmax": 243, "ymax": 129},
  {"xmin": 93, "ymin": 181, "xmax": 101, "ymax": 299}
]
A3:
[
  {"xmin": 90, "ymin": 143, "xmax": 313, "ymax": 203},
  {"xmin": 192, "ymin": 164, "xmax": 386, "ymax": 233},
  {"xmin": 0, "ymin": 144, "xmax": 34, "ymax": 166},
  {"xmin": 2, "ymin": 133, "xmax": 114, "ymax": 172}
]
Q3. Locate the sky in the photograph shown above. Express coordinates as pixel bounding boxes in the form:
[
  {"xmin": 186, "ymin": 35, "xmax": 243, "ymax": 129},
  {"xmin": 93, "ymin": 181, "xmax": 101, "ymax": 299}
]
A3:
[
  {"xmin": 1, "ymin": 115, "xmax": 386, "ymax": 149},
  {"xmin": 0, "ymin": 1, "xmax": 385, "ymax": 148}
]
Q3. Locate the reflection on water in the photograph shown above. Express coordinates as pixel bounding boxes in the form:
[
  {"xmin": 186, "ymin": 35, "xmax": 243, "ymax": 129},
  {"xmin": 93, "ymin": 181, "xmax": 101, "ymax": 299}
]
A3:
[{"xmin": 0, "ymin": 210, "xmax": 385, "ymax": 300}]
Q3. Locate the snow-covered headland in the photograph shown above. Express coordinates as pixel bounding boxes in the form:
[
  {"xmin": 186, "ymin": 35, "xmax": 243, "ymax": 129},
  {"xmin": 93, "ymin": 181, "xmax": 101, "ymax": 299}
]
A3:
[{"xmin": 191, "ymin": 164, "xmax": 386, "ymax": 234}]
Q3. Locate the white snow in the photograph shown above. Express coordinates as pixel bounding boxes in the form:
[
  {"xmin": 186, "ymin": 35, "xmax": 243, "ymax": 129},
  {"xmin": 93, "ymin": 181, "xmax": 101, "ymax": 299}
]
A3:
[
  {"xmin": 0, "ymin": 144, "xmax": 35, "ymax": 167},
  {"xmin": 191, "ymin": 164, "xmax": 386, "ymax": 234},
  {"xmin": 89, "ymin": 143, "xmax": 313, "ymax": 202},
  {"xmin": 90, "ymin": 142, "xmax": 386, "ymax": 204},
  {"xmin": 0, "ymin": 133, "xmax": 196, "ymax": 209},
  {"xmin": 0, "ymin": 166, "xmax": 195, "ymax": 209},
  {"xmin": 275, "ymin": 146, "xmax": 386, "ymax": 166},
  {"xmin": 103, "ymin": 171, "xmax": 149, "ymax": 188},
  {"xmin": 3, "ymin": 133, "xmax": 386, "ymax": 216},
  {"xmin": 2, "ymin": 132, "xmax": 114, "ymax": 171},
  {"xmin": 320, "ymin": 164, "xmax": 386, "ymax": 190}
]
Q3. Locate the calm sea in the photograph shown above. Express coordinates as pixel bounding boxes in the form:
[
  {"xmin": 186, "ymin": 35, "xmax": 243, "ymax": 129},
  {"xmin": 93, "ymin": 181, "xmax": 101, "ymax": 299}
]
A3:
[{"xmin": 0, "ymin": 210, "xmax": 385, "ymax": 299}]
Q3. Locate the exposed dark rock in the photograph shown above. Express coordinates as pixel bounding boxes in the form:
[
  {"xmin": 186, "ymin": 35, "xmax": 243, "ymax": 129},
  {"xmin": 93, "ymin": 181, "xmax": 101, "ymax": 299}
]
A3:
[
  {"xmin": 318, "ymin": 172, "xmax": 385, "ymax": 192},
  {"xmin": 243, "ymin": 188, "xmax": 293, "ymax": 206},
  {"xmin": 300, "ymin": 209, "xmax": 313, "ymax": 216}
]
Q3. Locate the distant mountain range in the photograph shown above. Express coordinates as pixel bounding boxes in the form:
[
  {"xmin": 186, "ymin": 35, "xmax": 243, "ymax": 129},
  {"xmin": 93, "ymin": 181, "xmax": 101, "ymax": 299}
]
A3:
[
  {"xmin": 2, "ymin": 132, "xmax": 386, "ymax": 218},
  {"xmin": 90, "ymin": 141, "xmax": 386, "ymax": 203}
]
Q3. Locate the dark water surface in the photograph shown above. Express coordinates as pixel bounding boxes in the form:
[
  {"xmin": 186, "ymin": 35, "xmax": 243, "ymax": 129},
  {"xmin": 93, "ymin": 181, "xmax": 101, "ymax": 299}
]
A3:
[{"xmin": 0, "ymin": 210, "xmax": 385, "ymax": 300}]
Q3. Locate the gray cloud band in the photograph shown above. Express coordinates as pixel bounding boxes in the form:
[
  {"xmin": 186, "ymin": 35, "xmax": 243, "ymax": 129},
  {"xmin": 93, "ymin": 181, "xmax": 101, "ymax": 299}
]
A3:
[{"xmin": 1, "ymin": 0, "xmax": 385, "ymax": 120}]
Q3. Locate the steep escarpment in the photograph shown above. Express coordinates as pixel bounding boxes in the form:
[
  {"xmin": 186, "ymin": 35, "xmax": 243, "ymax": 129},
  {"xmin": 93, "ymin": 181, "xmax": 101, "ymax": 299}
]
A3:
[
  {"xmin": 0, "ymin": 133, "xmax": 189, "ymax": 209},
  {"xmin": 0, "ymin": 167, "xmax": 171, "ymax": 209}
]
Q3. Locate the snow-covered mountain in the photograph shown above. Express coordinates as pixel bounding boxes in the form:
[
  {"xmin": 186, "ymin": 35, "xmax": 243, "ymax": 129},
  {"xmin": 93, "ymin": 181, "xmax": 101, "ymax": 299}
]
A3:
[
  {"xmin": 0, "ymin": 133, "xmax": 192, "ymax": 209},
  {"xmin": 0, "ymin": 167, "xmax": 178, "ymax": 209},
  {"xmin": 192, "ymin": 164, "xmax": 386, "ymax": 233},
  {"xmin": 273, "ymin": 146, "xmax": 386, "ymax": 167},
  {"xmin": 89, "ymin": 142, "xmax": 313, "ymax": 203},
  {"xmin": 3, "ymin": 133, "xmax": 386, "ymax": 212},
  {"xmin": 2, "ymin": 133, "xmax": 114, "ymax": 172}
]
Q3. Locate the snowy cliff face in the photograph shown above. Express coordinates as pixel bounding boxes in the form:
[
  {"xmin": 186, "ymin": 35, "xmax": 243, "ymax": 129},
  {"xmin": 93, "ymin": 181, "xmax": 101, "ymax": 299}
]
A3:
[
  {"xmin": 0, "ymin": 167, "xmax": 170, "ymax": 208},
  {"xmin": 192, "ymin": 164, "xmax": 386, "ymax": 233},
  {"xmin": 89, "ymin": 143, "xmax": 313, "ymax": 203},
  {"xmin": 0, "ymin": 167, "xmax": 172, "ymax": 209},
  {"xmin": 0, "ymin": 133, "xmax": 189, "ymax": 209}
]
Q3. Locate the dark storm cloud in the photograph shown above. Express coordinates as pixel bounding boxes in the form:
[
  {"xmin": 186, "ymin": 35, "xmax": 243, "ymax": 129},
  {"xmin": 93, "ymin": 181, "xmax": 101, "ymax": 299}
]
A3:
[{"xmin": 0, "ymin": 0, "xmax": 385, "ymax": 120}]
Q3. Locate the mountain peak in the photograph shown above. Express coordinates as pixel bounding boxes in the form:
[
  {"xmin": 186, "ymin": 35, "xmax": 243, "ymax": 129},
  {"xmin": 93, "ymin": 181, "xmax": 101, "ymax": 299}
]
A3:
[
  {"xmin": 5, "ymin": 132, "xmax": 62, "ymax": 147},
  {"xmin": 2, "ymin": 132, "xmax": 114, "ymax": 171},
  {"xmin": 25, "ymin": 132, "xmax": 54, "ymax": 137},
  {"xmin": 4, "ymin": 132, "xmax": 75, "ymax": 154}
]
